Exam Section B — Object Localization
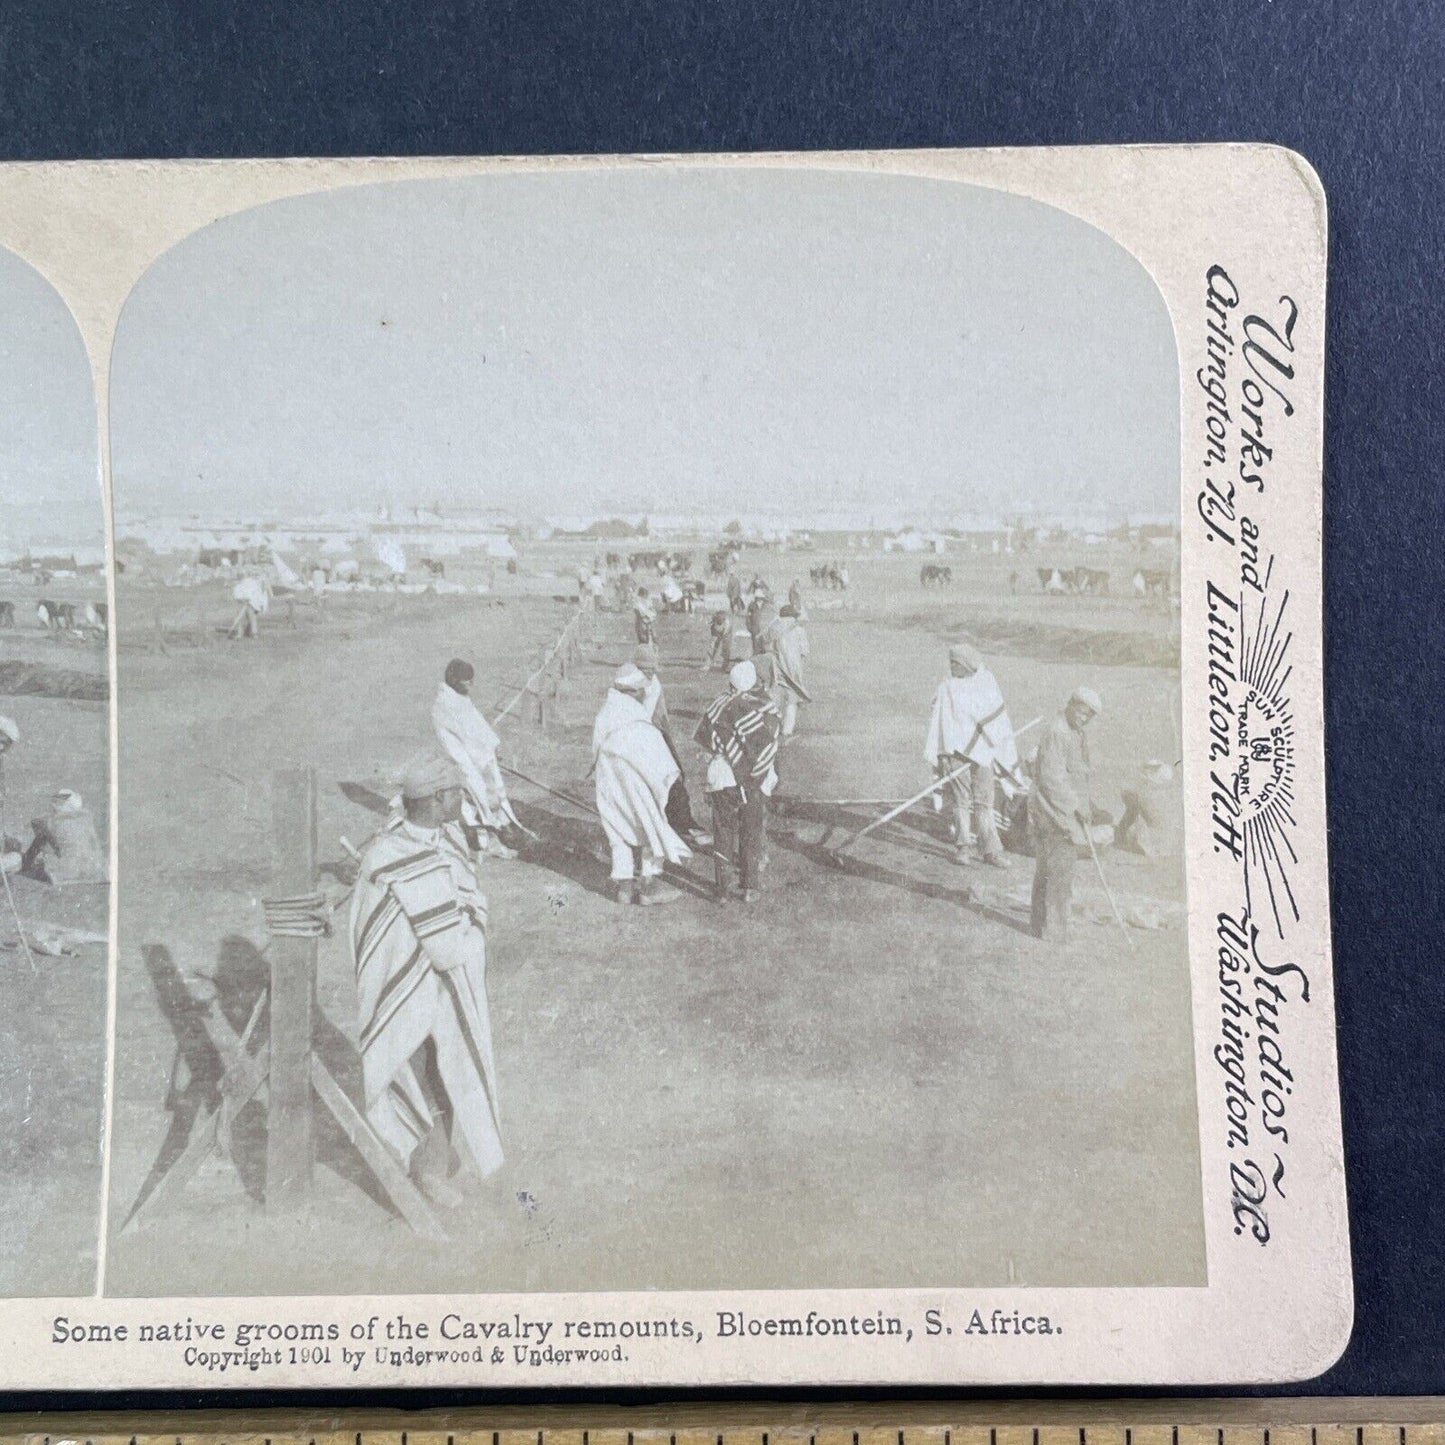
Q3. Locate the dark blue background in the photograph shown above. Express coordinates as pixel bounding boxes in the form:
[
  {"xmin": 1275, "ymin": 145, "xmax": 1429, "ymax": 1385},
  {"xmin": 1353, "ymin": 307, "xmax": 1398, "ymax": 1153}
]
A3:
[{"xmin": 1, "ymin": 0, "xmax": 1441, "ymax": 1403}]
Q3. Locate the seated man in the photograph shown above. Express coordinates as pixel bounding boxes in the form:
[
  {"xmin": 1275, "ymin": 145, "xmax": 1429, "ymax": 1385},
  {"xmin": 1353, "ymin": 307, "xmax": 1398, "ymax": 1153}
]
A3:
[
  {"xmin": 22, "ymin": 790, "xmax": 107, "ymax": 885},
  {"xmin": 1117, "ymin": 759, "xmax": 1182, "ymax": 857}
]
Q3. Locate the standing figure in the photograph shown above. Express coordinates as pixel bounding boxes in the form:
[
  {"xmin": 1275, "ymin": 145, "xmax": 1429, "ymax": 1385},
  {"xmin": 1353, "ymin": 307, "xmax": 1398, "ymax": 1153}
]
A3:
[
  {"xmin": 586, "ymin": 568, "xmax": 606, "ymax": 609},
  {"xmin": 695, "ymin": 660, "xmax": 782, "ymax": 904},
  {"xmin": 726, "ymin": 571, "xmax": 745, "ymax": 615},
  {"xmin": 746, "ymin": 588, "xmax": 777, "ymax": 650},
  {"xmin": 632, "ymin": 643, "xmax": 712, "ymax": 849},
  {"xmin": 924, "ymin": 643, "xmax": 1017, "ymax": 867},
  {"xmin": 767, "ymin": 604, "xmax": 811, "ymax": 739},
  {"xmin": 592, "ymin": 665, "xmax": 690, "ymax": 906},
  {"xmin": 787, "ymin": 577, "xmax": 805, "ymax": 617},
  {"xmin": 230, "ymin": 574, "xmax": 270, "ymax": 639},
  {"xmin": 633, "ymin": 587, "xmax": 657, "ymax": 645},
  {"xmin": 349, "ymin": 755, "xmax": 503, "ymax": 1205},
  {"xmin": 705, "ymin": 607, "xmax": 730, "ymax": 671},
  {"xmin": 431, "ymin": 659, "xmax": 519, "ymax": 861},
  {"xmin": 1028, "ymin": 686, "xmax": 1102, "ymax": 942}
]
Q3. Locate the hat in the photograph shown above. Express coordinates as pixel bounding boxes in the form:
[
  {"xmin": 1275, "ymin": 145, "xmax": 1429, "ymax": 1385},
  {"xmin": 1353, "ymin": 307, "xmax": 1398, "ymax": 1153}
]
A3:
[
  {"xmin": 1070, "ymin": 685, "xmax": 1103, "ymax": 714},
  {"xmin": 52, "ymin": 789, "xmax": 84, "ymax": 814},
  {"xmin": 779, "ymin": 604, "xmax": 798, "ymax": 618},
  {"xmin": 0, "ymin": 716, "xmax": 17, "ymax": 745},
  {"xmin": 400, "ymin": 753, "xmax": 464, "ymax": 800},
  {"xmin": 632, "ymin": 642, "xmax": 659, "ymax": 669},
  {"xmin": 613, "ymin": 663, "xmax": 649, "ymax": 694},
  {"xmin": 948, "ymin": 643, "xmax": 982, "ymax": 672},
  {"xmin": 729, "ymin": 660, "xmax": 758, "ymax": 691}
]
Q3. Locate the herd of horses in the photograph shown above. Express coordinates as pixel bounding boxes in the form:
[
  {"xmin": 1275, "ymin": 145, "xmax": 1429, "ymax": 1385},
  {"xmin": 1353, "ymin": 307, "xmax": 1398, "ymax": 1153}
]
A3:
[
  {"xmin": 916, "ymin": 562, "xmax": 1172, "ymax": 597},
  {"xmin": 0, "ymin": 598, "xmax": 108, "ymax": 633}
]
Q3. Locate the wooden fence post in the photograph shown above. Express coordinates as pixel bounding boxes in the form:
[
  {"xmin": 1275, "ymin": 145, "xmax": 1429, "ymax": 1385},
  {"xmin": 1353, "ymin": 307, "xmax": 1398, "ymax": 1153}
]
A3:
[{"xmin": 267, "ymin": 767, "xmax": 316, "ymax": 1212}]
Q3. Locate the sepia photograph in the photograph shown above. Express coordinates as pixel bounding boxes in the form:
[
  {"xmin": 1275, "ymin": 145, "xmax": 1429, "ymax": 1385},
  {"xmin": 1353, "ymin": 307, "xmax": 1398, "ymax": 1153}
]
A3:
[
  {"xmin": 0, "ymin": 243, "xmax": 110, "ymax": 1296},
  {"xmin": 100, "ymin": 167, "xmax": 1202, "ymax": 1297}
]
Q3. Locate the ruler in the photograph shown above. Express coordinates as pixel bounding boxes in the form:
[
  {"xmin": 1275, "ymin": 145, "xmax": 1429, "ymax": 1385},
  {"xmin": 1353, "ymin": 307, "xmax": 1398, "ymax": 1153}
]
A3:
[{"xmin": 2, "ymin": 1402, "xmax": 1444, "ymax": 1445}]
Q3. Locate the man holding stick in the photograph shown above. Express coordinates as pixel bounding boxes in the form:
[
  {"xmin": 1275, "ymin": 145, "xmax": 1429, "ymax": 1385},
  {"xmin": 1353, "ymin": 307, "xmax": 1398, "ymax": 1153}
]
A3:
[
  {"xmin": 349, "ymin": 754, "xmax": 503, "ymax": 1207},
  {"xmin": 1028, "ymin": 686, "xmax": 1103, "ymax": 943},
  {"xmin": 923, "ymin": 642, "xmax": 1017, "ymax": 868}
]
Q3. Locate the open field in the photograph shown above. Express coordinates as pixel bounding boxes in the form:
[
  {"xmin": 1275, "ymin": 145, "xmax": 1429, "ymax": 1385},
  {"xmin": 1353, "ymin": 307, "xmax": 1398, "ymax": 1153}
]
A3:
[
  {"xmin": 0, "ymin": 579, "xmax": 109, "ymax": 1297},
  {"xmin": 105, "ymin": 540, "xmax": 1201, "ymax": 1297}
]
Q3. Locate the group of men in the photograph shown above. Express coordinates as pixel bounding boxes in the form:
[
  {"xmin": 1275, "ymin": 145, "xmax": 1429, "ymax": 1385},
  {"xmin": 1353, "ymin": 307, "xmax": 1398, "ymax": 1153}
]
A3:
[
  {"xmin": 921, "ymin": 643, "xmax": 1105, "ymax": 940},
  {"xmin": 344, "ymin": 584, "xmax": 1125, "ymax": 1210}
]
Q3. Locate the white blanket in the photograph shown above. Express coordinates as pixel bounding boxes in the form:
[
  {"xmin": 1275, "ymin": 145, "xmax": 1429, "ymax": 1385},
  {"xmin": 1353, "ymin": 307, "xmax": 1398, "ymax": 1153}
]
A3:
[
  {"xmin": 432, "ymin": 682, "xmax": 508, "ymax": 827},
  {"xmin": 592, "ymin": 689, "xmax": 690, "ymax": 864},
  {"xmin": 923, "ymin": 668, "xmax": 1018, "ymax": 770}
]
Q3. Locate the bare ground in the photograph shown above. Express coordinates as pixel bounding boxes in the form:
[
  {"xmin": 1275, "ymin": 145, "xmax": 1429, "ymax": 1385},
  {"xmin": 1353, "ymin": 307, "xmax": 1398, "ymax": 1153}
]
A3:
[
  {"xmin": 0, "ymin": 612, "xmax": 109, "ymax": 1297},
  {"xmin": 103, "ymin": 545, "xmax": 1203, "ymax": 1297}
]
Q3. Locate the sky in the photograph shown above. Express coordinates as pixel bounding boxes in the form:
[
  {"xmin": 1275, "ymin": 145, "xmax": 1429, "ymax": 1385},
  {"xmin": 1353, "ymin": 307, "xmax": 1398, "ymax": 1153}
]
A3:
[
  {"xmin": 111, "ymin": 167, "xmax": 1180, "ymax": 523},
  {"xmin": 0, "ymin": 247, "xmax": 101, "ymax": 551}
]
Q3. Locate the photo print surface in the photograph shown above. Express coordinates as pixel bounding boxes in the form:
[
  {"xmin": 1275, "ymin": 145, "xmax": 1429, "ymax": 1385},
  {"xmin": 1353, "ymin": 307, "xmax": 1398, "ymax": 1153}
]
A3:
[
  {"xmin": 0, "ymin": 245, "xmax": 109, "ymax": 1297},
  {"xmin": 103, "ymin": 168, "xmax": 1200, "ymax": 1298}
]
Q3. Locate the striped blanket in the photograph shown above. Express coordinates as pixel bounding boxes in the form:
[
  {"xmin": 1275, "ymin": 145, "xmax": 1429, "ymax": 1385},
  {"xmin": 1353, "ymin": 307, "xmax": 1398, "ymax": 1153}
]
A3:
[
  {"xmin": 694, "ymin": 686, "xmax": 782, "ymax": 802},
  {"xmin": 349, "ymin": 817, "xmax": 503, "ymax": 1178}
]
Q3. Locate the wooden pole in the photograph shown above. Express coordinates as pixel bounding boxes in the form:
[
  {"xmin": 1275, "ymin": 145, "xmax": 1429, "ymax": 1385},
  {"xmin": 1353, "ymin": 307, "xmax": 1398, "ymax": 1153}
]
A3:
[{"xmin": 267, "ymin": 767, "xmax": 316, "ymax": 1212}]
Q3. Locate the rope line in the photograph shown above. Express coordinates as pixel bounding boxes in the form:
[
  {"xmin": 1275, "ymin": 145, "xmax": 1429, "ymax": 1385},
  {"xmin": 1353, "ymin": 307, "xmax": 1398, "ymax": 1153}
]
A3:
[
  {"xmin": 262, "ymin": 892, "xmax": 332, "ymax": 938},
  {"xmin": 491, "ymin": 607, "xmax": 584, "ymax": 726}
]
